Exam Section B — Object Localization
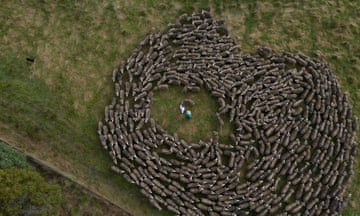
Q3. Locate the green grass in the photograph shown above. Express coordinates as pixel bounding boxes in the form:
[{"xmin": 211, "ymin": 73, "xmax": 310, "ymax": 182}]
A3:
[
  {"xmin": 151, "ymin": 86, "xmax": 233, "ymax": 144},
  {"xmin": 0, "ymin": 0, "xmax": 360, "ymax": 215}
]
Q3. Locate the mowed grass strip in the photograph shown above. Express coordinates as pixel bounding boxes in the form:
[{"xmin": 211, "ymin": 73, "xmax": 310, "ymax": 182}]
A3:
[{"xmin": 0, "ymin": 0, "xmax": 360, "ymax": 215}]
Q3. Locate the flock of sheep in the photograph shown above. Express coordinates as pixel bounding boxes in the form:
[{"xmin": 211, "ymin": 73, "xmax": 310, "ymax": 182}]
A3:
[{"xmin": 97, "ymin": 11, "xmax": 358, "ymax": 215}]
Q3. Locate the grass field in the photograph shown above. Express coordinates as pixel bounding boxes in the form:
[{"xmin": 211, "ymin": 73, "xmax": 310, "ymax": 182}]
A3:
[
  {"xmin": 30, "ymin": 160, "xmax": 128, "ymax": 216},
  {"xmin": 151, "ymin": 86, "xmax": 234, "ymax": 144},
  {"xmin": 0, "ymin": 0, "xmax": 359, "ymax": 215},
  {"xmin": 0, "ymin": 140, "xmax": 125, "ymax": 215}
]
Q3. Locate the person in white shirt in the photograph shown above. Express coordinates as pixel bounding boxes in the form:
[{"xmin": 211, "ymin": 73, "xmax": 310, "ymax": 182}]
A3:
[{"xmin": 179, "ymin": 104, "xmax": 185, "ymax": 114}]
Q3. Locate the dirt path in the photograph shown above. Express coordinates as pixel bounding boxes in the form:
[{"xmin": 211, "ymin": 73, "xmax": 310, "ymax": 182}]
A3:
[{"xmin": 0, "ymin": 136, "xmax": 132, "ymax": 216}]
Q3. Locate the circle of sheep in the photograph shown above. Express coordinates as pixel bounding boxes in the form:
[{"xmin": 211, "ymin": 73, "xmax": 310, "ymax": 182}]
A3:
[{"xmin": 98, "ymin": 11, "xmax": 358, "ymax": 216}]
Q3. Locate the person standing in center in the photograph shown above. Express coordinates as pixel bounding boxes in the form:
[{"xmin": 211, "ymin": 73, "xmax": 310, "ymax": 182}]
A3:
[
  {"xmin": 179, "ymin": 104, "xmax": 185, "ymax": 114},
  {"xmin": 185, "ymin": 110, "xmax": 192, "ymax": 120}
]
